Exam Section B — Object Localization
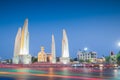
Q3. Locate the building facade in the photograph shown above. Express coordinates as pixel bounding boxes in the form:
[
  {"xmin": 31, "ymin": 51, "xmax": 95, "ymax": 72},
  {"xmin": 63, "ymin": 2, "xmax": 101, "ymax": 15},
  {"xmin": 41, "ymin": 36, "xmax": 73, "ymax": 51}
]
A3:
[
  {"xmin": 77, "ymin": 50, "xmax": 97, "ymax": 63},
  {"xmin": 47, "ymin": 54, "xmax": 52, "ymax": 62},
  {"xmin": 38, "ymin": 47, "xmax": 52, "ymax": 62},
  {"xmin": 38, "ymin": 47, "xmax": 47, "ymax": 62}
]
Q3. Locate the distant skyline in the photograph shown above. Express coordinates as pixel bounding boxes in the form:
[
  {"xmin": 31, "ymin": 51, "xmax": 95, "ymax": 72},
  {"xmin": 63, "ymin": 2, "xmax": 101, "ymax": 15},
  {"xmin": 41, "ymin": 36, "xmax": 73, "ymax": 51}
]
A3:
[{"xmin": 0, "ymin": 0, "xmax": 120, "ymax": 59}]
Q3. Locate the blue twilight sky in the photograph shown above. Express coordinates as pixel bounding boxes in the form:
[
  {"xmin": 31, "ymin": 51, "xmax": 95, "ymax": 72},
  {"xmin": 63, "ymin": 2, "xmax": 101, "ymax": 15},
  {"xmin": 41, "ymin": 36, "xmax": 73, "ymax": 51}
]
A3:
[{"xmin": 0, "ymin": 0, "xmax": 120, "ymax": 59}]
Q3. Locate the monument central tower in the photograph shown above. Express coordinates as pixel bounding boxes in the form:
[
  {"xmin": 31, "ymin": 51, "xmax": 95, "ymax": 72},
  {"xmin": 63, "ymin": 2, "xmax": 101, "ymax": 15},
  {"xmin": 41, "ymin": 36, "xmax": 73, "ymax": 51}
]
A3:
[
  {"xmin": 60, "ymin": 29, "xmax": 70, "ymax": 64},
  {"xmin": 13, "ymin": 19, "xmax": 31, "ymax": 64}
]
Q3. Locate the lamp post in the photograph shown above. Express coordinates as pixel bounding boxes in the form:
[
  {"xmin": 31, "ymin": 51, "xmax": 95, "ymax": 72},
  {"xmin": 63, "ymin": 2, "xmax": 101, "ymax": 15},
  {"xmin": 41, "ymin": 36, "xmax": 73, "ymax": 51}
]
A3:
[{"xmin": 84, "ymin": 47, "xmax": 88, "ymax": 51}]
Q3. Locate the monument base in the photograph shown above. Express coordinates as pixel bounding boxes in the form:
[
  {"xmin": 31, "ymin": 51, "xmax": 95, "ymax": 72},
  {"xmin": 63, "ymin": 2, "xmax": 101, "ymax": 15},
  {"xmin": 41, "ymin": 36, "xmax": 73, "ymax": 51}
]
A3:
[
  {"xmin": 60, "ymin": 57, "xmax": 70, "ymax": 64},
  {"xmin": 13, "ymin": 54, "xmax": 31, "ymax": 64}
]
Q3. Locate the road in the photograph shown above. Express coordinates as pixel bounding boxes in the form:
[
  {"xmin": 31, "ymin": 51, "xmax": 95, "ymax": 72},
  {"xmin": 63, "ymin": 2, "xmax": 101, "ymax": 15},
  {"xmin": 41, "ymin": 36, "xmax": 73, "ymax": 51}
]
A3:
[{"xmin": 0, "ymin": 67, "xmax": 120, "ymax": 80}]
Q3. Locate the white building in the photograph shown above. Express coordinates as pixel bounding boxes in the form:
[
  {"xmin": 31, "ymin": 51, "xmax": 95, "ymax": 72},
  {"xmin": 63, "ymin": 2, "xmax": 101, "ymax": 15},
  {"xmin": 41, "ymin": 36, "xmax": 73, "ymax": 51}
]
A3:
[{"xmin": 77, "ymin": 50, "xmax": 97, "ymax": 63}]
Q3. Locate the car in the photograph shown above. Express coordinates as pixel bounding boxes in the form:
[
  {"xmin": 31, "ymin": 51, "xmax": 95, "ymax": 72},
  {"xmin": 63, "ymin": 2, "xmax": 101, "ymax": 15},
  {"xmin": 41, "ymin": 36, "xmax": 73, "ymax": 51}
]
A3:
[{"xmin": 71, "ymin": 63, "xmax": 83, "ymax": 67}]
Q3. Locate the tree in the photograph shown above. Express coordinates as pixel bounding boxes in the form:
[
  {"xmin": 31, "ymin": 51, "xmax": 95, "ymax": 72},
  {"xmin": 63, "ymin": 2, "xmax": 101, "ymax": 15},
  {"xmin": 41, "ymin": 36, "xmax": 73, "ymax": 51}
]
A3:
[
  {"xmin": 86, "ymin": 59, "xmax": 91, "ymax": 63},
  {"xmin": 70, "ymin": 58, "xmax": 74, "ymax": 62},
  {"xmin": 117, "ymin": 52, "xmax": 120, "ymax": 64},
  {"xmin": 105, "ymin": 56, "xmax": 110, "ymax": 63},
  {"xmin": 32, "ymin": 57, "xmax": 38, "ymax": 63},
  {"xmin": 79, "ymin": 59, "xmax": 84, "ymax": 62},
  {"xmin": 56, "ymin": 57, "xmax": 60, "ymax": 62},
  {"xmin": 73, "ymin": 58, "xmax": 78, "ymax": 61}
]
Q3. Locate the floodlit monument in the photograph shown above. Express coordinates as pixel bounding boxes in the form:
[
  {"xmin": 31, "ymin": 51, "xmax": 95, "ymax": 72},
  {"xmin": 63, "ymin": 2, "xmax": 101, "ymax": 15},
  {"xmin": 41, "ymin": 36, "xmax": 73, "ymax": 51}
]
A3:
[
  {"xmin": 13, "ymin": 19, "xmax": 31, "ymax": 64},
  {"xmin": 60, "ymin": 29, "xmax": 70, "ymax": 64},
  {"xmin": 51, "ymin": 34, "xmax": 56, "ymax": 63},
  {"xmin": 38, "ymin": 47, "xmax": 47, "ymax": 62}
]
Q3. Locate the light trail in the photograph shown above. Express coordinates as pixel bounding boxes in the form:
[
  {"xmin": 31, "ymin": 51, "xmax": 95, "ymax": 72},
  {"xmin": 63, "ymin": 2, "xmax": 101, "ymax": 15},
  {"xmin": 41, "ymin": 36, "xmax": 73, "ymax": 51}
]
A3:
[{"xmin": 0, "ymin": 71, "xmax": 110, "ymax": 80}]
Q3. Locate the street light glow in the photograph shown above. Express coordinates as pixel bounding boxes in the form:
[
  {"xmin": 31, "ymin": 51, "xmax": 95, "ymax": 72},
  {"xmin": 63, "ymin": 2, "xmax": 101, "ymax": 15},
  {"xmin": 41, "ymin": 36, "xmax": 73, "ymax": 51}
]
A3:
[
  {"xmin": 84, "ymin": 47, "xmax": 88, "ymax": 51},
  {"xmin": 118, "ymin": 42, "xmax": 120, "ymax": 47}
]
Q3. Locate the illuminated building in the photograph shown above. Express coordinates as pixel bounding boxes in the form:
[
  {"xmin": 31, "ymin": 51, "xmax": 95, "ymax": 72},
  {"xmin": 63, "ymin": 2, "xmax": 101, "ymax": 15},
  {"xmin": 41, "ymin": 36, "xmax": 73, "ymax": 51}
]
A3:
[
  {"xmin": 47, "ymin": 54, "xmax": 52, "ymax": 62},
  {"xmin": 38, "ymin": 47, "xmax": 47, "ymax": 62},
  {"xmin": 96, "ymin": 58, "xmax": 105, "ymax": 63},
  {"xmin": 77, "ymin": 50, "xmax": 97, "ymax": 63},
  {"xmin": 38, "ymin": 47, "xmax": 53, "ymax": 62},
  {"xmin": 13, "ymin": 19, "xmax": 31, "ymax": 64},
  {"xmin": 37, "ymin": 34, "xmax": 56, "ymax": 63}
]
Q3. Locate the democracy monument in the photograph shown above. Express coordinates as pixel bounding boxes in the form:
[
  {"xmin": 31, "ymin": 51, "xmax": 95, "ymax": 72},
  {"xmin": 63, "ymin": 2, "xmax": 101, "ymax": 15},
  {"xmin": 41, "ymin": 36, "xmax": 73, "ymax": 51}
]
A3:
[
  {"xmin": 12, "ymin": 19, "xmax": 70, "ymax": 64},
  {"xmin": 60, "ymin": 29, "xmax": 70, "ymax": 64},
  {"xmin": 13, "ymin": 19, "xmax": 31, "ymax": 64}
]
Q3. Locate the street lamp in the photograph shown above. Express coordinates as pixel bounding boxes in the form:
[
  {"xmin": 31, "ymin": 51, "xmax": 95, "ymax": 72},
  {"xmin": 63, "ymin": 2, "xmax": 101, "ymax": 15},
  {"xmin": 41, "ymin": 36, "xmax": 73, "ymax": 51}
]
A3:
[
  {"xmin": 118, "ymin": 42, "xmax": 120, "ymax": 47},
  {"xmin": 117, "ymin": 42, "xmax": 120, "ymax": 53},
  {"xmin": 84, "ymin": 47, "xmax": 88, "ymax": 51}
]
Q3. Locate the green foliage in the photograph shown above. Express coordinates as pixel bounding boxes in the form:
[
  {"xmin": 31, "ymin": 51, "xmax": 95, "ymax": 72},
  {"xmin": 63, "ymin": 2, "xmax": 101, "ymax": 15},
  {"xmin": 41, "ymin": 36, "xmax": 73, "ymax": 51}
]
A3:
[
  {"xmin": 32, "ymin": 57, "xmax": 38, "ymax": 63},
  {"xmin": 70, "ymin": 58, "xmax": 74, "ymax": 62},
  {"xmin": 117, "ymin": 52, "xmax": 120, "ymax": 64},
  {"xmin": 56, "ymin": 57, "xmax": 60, "ymax": 62},
  {"xmin": 86, "ymin": 59, "xmax": 91, "ymax": 63},
  {"xmin": 79, "ymin": 59, "xmax": 91, "ymax": 63},
  {"xmin": 79, "ymin": 59, "xmax": 84, "ymax": 62},
  {"xmin": 105, "ymin": 56, "xmax": 110, "ymax": 63},
  {"xmin": 73, "ymin": 58, "xmax": 78, "ymax": 61}
]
